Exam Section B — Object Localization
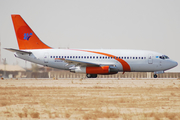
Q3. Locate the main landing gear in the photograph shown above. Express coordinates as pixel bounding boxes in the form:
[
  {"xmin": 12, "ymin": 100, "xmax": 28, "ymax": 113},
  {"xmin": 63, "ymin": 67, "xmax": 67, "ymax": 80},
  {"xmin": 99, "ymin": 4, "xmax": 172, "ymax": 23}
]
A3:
[{"xmin": 86, "ymin": 74, "xmax": 97, "ymax": 78}]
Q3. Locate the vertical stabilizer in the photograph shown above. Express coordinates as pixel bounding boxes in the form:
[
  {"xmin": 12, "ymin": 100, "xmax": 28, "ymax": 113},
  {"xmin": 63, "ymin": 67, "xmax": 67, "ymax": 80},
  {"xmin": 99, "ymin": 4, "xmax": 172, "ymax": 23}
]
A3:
[{"xmin": 11, "ymin": 15, "xmax": 51, "ymax": 50}]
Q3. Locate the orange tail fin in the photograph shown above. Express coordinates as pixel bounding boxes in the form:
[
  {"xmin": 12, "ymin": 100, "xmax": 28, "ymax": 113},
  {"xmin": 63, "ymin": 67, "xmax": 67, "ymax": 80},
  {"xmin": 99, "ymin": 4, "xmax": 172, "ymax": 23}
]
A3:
[{"xmin": 11, "ymin": 15, "xmax": 51, "ymax": 50}]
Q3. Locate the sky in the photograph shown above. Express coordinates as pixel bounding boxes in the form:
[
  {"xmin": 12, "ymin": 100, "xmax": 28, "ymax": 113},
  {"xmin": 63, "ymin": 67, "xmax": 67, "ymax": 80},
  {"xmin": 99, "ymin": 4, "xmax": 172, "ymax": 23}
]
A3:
[{"xmin": 0, "ymin": 0, "xmax": 179, "ymax": 72}]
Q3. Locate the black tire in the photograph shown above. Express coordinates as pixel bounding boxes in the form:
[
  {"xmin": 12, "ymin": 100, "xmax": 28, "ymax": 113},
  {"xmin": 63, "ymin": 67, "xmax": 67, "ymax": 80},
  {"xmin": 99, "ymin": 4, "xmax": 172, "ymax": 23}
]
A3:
[
  {"xmin": 91, "ymin": 74, "xmax": 97, "ymax": 78},
  {"xmin": 154, "ymin": 74, "xmax": 157, "ymax": 78},
  {"xmin": 86, "ymin": 74, "xmax": 91, "ymax": 78},
  {"xmin": 86, "ymin": 74, "xmax": 97, "ymax": 78}
]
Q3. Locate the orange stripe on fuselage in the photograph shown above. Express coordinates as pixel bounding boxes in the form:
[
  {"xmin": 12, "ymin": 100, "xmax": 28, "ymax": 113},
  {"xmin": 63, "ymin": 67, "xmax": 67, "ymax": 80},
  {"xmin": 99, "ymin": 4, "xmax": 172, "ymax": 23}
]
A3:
[{"xmin": 73, "ymin": 49, "xmax": 131, "ymax": 72}]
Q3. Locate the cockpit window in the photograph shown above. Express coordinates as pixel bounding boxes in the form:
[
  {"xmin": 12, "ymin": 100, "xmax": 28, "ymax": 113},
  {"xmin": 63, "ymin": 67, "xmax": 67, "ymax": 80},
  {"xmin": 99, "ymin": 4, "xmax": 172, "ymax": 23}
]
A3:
[{"xmin": 159, "ymin": 55, "xmax": 169, "ymax": 59}]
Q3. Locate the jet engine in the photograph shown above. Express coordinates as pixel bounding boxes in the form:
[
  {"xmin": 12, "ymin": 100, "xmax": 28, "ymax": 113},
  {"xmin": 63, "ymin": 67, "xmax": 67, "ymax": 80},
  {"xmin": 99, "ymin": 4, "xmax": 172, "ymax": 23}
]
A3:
[{"xmin": 70, "ymin": 66, "xmax": 118, "ymax": 74}]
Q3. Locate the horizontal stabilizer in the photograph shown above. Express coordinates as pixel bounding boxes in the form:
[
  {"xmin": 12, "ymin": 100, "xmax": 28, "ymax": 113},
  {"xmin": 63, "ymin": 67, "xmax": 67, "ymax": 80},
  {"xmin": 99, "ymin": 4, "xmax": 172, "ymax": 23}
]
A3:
[{"xmin": 4, "ymin": 48, "xmax": 32, "ymax": 55}]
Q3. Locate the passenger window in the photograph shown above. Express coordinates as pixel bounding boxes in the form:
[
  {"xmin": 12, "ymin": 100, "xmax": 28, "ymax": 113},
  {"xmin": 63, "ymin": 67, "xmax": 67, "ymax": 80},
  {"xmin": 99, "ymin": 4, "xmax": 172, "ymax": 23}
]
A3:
[
  {"xmin": 96, "ymin": 56, "xmax": 98, "ymax": 59},
  {"xmin": 127, "ymin": 57, "xmax": 129, "ymax": 59}
]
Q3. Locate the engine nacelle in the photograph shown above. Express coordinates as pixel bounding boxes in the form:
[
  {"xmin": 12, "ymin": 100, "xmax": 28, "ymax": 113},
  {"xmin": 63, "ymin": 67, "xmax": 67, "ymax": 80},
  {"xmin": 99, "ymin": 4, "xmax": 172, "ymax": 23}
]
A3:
[{"xmin": 70, "ymin": 66, "xmax": 118, "ymax": 74}]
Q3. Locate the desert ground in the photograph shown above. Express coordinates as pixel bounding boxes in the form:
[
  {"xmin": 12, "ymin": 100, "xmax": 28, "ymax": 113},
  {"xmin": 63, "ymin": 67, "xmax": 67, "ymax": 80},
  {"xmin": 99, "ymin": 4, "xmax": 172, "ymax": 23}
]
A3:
[{"xmin": 0, "ymin": 78, "xmax": 180, "ymax": 120}]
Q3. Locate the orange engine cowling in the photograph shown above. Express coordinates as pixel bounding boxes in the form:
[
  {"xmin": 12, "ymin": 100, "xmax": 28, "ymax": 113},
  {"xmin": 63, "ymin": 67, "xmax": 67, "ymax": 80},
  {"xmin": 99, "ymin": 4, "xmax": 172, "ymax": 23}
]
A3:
[{"xmin": 70, "ymin": 66, "xmax": 118, "ymax": 74}]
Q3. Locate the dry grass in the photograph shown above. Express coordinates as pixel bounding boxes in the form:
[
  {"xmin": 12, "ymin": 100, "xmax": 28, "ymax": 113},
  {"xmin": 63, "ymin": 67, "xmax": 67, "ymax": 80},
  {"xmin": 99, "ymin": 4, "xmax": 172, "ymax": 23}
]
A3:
[
  {"xmin": 30, "ymin": 112, "xmax": 40, "ymax": 118},
  {"xmin": 83, "ymin": 109, "xmax": 119, "ymax": 119},
  {"xmin": 0, "ymin": 79, "xmax": 180, "ymax": 119}
]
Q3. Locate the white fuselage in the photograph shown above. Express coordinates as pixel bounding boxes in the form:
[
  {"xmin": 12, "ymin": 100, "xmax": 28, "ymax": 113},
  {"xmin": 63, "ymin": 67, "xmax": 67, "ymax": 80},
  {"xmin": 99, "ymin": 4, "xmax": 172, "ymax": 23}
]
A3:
[{"xmin": 15, "ymin": 49, "xmax": 178, "ymax": 74}]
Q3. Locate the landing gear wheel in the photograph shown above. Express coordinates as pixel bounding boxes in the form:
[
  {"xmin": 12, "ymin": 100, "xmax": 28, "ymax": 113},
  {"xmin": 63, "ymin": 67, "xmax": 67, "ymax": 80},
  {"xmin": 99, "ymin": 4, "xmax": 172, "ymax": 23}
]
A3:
[
  {"xmin": 86, "ymin": 74, "xmax": 97, "ymax": 78},
  {"xmin": 92, "ymin": 74, "xmax": 97, "ymax": 78},
  {"xmin": 154, "ymin": 74, "xmax": 157, "ymax": 78},
  {"xmin": 86, "ymin": 74, "xmax": 91, "ymax": 78}
]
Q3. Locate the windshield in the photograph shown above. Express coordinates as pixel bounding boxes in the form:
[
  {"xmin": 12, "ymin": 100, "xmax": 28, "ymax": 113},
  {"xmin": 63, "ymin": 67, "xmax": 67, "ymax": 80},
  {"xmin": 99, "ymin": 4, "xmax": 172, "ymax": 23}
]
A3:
[{"xmin": 159, "ymin": 55, "xmax": 169, "ymax": 59}]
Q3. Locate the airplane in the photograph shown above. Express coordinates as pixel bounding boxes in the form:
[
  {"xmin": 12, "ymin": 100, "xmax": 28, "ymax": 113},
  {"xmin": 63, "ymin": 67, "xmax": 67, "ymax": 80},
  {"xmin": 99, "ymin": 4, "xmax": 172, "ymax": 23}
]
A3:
[{"xmin": 5, "ymin": 14, "xmax": 178, "ymax": 78}]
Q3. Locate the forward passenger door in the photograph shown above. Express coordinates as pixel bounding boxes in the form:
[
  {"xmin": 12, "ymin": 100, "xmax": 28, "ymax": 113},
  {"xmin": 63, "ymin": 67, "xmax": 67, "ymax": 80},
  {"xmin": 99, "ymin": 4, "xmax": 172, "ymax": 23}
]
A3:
[{"xmin": 148, "ymin": 54, "xmax": 153, "ymax": 64}]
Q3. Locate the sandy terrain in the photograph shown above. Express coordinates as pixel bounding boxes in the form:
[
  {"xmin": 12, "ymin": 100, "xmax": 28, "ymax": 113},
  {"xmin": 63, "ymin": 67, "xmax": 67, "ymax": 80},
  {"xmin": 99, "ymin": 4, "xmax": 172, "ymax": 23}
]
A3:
[{"xmin": 0, "ymin": 78, "xmax": 180, "ymax": 120}]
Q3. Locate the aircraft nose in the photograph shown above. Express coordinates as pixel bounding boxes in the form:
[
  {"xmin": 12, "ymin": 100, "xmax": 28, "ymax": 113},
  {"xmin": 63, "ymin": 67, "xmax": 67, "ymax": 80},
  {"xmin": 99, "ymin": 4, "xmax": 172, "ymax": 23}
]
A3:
[
  {"xmin": 174, "ymin": 61, "xmax": 178, "ymax": 67},
  {"xmin": 171, "ymin": 60, "xmax": 178, "ymax": 68},
  {"xmin": 164, "ymin": 60, "xmax": 178, "ymax": 70}
]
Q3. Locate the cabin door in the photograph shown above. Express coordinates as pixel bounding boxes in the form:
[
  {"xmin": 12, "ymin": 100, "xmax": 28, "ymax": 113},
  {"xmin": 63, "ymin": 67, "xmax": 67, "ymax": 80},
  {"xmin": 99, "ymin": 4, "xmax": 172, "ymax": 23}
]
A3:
[
  {"xmin": 44, "ymin": 53, "xmax": 49, "ymax": 63},
  {"xmin": 148, "ymin": 54, "xmax": 153, "ymax": 64}
]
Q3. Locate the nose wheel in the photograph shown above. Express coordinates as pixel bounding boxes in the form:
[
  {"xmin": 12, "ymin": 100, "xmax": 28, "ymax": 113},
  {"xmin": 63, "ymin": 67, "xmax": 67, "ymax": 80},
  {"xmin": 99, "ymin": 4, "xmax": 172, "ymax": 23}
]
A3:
[{"xmin": 154, "ymin": 74, "xmax": 157, "ymax": 78}]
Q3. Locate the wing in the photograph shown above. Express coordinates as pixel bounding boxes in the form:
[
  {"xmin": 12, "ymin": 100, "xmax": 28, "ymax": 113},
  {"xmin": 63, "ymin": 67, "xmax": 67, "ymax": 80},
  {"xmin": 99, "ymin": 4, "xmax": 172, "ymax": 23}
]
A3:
[
  {"xmin": 59, "ymin": 58, "xmax": 115, "ymax": 67},
  {"xmin": 4, "ymin": 48, "xmax": 32, "ymax": 55},
  {"xmin": 60, "ymin": 58, "xmax": 100, "ymax": 67}
]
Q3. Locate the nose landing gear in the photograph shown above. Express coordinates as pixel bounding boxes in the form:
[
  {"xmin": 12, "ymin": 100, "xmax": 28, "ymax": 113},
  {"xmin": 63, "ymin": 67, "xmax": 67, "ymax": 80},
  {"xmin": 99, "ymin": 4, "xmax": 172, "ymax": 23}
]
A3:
[
  {"xmin": 154, "ymin": 71, "xmax": 164, "ymax": 78},
  {"xmin": 154, "ymin": 74, "xmax": 157, "ymax": 78}
]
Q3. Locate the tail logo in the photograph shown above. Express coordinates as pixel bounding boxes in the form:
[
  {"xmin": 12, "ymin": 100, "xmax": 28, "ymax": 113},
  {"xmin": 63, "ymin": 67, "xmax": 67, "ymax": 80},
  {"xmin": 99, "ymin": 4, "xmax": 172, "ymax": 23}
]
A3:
[
  {"xmin": 24, "ymin": 33, "xmax": 32, "ymax": 40},
  {"xmin": 16, "ymin": 26, "xmax": 33, "ymax": 40}
]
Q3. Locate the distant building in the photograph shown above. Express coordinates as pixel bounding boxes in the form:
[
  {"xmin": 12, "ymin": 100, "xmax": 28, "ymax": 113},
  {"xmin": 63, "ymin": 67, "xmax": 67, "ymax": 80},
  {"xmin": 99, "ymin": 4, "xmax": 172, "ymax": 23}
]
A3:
[
  {"xmin": 0, "ymin": 65, "xmax": 25, "ymax": 78},
  {"xmin": 0, "ymin": 65, "xmax": 25, "ymax": 71}
]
